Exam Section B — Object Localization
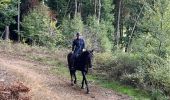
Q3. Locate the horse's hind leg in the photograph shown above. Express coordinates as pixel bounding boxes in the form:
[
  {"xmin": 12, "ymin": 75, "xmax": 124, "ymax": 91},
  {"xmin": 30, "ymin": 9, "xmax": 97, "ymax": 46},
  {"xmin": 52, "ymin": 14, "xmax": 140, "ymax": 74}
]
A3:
[{"xmin": 82, "ymin": 71, "xmax": 89, "ymax": 94}]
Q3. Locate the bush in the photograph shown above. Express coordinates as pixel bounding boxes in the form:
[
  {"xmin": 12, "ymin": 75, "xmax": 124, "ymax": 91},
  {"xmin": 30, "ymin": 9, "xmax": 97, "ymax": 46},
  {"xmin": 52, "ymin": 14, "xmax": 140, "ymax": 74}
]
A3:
[
  {"xmin": 95, "ymin": 52, "xmax": 114, "ymax": 68},
  {"xmin": 22, "ymin": 3, "xmax": 64, "ymax": 47},
  {"xmin": 114, "ymin": 53, "xmax": 139, "ymax": 81},
  {"xmin": 131, "ymin": 34, "xmax": 169, "ymax": 59},
  {"xmin": 151, "ymin": 89, "xmax": 169, "ymax": 100},
  {"xmin": 94, "ymin": 51, "xmax": 170, "ymax": 98}
]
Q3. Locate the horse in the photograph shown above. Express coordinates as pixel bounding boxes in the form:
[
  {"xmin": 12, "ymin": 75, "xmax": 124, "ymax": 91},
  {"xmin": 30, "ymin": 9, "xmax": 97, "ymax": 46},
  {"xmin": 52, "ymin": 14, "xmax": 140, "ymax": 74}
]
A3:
[{"xmin": 67, "ymin": 50, "xmax": 93, "ymax": 94}]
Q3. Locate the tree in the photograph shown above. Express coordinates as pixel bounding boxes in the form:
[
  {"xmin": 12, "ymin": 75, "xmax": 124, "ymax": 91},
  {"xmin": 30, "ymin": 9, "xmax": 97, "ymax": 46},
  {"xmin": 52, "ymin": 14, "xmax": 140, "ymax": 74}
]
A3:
[
  {"xmin": 22, "ymin": 3, "xmax": 64, "ymax": 47},
  {"xmin": 138, "ymin": 0, "xmax": 170, "ymax": 57},
  {"xmin": 22, "ymin": 3, "xmax": 50, "ymax": 45},
  {"xmin": 114, "ymin": 0, "xmax": 146, "ymax": 52},
  {"xmin": 20, "ymin": 0, "xmax": 41, "ymax": 15},
  {"xmin": 18, "ymin": 0, "xmax": 21, "ymax": 42},
  {"xmin": 61, "ymin": 14, "xmax": 84, "ymax": 46},
  {"xmin": 46, "ymin": 0, "xmax": 72, "ymax": 20},
  {"xmin": 0, "ymin": 0, "xmax": 17, "ymax": 40}
]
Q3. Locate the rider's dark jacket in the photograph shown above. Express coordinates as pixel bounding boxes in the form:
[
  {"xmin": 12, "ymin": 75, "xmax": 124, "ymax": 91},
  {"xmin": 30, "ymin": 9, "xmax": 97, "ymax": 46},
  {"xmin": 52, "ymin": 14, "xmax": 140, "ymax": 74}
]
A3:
[{"xmin": 72, "ymin": 38, "xmax": 85, "ymax": 56}]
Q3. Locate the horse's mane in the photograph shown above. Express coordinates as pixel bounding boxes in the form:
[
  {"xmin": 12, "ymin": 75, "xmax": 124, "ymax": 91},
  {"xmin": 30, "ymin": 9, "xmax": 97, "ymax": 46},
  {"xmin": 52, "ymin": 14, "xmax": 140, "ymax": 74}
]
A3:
[
  {"xmin": 75, "ymin": 50, "xmax": 90, "ymax": 64},
  {"xmin": 80, "ymin": 51, "xmax": 90, "ymax": 58}
]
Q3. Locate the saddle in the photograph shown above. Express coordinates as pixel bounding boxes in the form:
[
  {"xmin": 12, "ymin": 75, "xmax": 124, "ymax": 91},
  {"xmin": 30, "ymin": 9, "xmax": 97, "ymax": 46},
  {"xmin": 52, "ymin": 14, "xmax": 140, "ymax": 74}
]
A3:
[{"xmin": 72, "ymin": 53, "xmax": 82, "ymax": 67}]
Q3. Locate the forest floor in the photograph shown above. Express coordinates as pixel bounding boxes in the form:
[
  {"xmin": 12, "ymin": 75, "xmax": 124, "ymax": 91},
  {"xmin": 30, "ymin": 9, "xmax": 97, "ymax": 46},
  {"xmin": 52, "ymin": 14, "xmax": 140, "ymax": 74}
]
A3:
[{"xmin": 0, "ymin": 49, "xmax": 131, "ymax": 100}]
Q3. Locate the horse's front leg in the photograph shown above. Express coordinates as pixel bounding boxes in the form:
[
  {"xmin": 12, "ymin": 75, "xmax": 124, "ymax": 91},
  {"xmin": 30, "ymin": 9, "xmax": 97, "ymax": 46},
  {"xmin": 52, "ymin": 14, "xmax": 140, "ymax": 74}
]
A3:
[
  {"xmin": 81, "ymin": 71, "xmax": 85, "ymax": 89},
  {"xmin": 70, "ymin": 70, "xmax": 74, "ymax": 86},
  {"xmin": 82, "ymin": 71, "xmax": 89, "ymax": 94},
  {"xmin": 73, "ymin": 72, "xmax": 77, "ymax": 84}
]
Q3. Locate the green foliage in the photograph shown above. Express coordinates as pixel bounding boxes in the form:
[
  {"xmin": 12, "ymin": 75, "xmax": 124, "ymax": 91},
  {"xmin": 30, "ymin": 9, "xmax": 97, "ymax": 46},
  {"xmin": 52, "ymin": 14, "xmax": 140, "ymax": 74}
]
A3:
[
  {"xmin": 120, "ymin": 0, "xmax": 145, "ymax": 49},
  {"xmin": 81, "ymin": 0, "xmax": 94, "ymax": 21},
  {"xmin": 22, "ymin": 3, "xmax": 64, "ymax": 47},
  {"xmin": 0, "ymin": 0, "xmax": 11, "ymax": 9},
  {"xmin": 95, "ymin": 51, "xmax": 170, "ymax": 99},
  {"xmin": 127, "ymin": 54, "xmax": 170, "ymax": 91},
  {"xmin": 61, "ymin": 14, "xmax": 84, "ymax": 46},
  {"xmin": 99, "ymin": 21, "xmax": 114, "ymax": 52},
  {"xmin": 151, "ymin": 89, "xmax": 169, "ymax": 100},
  {"xmin": 115, "ymin": 2, "xmax": 170, "ymax": 98},
  {"xmin": 131, "ymin": 34, "xmax": 169, "ymax": 58},
  {"xmin": 101, "ymin": 0, "xmax": 113, "ymax": 21},
  {"xmin": 70, "ymin": 14, "xmax": 84, "ymax": 34},
  {"xmin": 130, "ymin": 0, "xmax": 170, "ymax": 53},
  {"xmin": 46, "ymin": 0, "xmax": 115, "ymax": 22},
  {"xmin": 22, "ymin": 4, "xmax": 49, "ymax": 39},
  {"xmin": 84, "ymin": 16, "xmax": 113, "ymax": 52},
  {"xmin": 46, "ymin": 0, "xmax": 115, "ymax": 50},
  {"xmin": 94, "ymin": 52, "xmax": 114, "ymax": 68},
  {"xmin": 0, "ymin": 0, "xmax": 17, "ymax": 28},
  {"xmin": 84, "ymin": 16, "xmax": 100, "ymax": 50},
  {"xmin": 46, "ymin": 0, "xmax": 69, "ymax": 20}
]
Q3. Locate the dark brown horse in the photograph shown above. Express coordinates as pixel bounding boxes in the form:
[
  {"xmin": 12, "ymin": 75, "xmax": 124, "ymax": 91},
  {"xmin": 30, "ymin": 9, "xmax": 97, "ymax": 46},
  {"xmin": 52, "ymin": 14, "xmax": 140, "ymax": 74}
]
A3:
[{"xmin": 67, "ymin": 50, "xmax": 93, "ymax": 94}]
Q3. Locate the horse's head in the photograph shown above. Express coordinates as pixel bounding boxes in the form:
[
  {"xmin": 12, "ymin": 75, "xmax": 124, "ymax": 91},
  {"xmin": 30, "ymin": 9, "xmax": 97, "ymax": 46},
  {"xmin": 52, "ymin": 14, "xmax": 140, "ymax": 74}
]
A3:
[{"xmin": 84, "ymin": 50, "xmax": 94, "ymax": 68}]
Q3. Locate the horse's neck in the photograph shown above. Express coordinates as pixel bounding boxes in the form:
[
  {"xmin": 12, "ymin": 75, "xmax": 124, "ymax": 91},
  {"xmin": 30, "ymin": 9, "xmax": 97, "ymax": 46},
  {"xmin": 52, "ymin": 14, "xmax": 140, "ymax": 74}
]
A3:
[{"xmin": 78, "ymin": 53, "xmax": 86, "ymax": 62}]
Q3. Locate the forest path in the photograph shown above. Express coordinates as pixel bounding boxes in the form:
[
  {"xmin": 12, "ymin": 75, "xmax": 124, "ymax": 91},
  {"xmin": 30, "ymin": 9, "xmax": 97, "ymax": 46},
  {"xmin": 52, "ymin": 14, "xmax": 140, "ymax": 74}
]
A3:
[{"xmin": 0, "ymin": 52, "xmax": 130, "ymax": 100}]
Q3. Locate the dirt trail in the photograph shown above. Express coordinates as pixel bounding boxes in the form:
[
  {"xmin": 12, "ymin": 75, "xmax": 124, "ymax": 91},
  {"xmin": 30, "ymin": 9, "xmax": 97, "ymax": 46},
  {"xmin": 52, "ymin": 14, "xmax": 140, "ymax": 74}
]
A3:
[{"xmin": 0, "ymin": 53, "xmax": 131, "ymax": 100}]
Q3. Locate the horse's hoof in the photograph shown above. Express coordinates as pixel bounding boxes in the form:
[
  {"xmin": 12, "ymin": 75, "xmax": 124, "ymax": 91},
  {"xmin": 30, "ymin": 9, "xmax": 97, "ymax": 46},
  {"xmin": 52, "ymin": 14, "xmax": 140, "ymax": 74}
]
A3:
[
  {"xmin": 81, "ymin": 87, "xmax": 85, "ymax": 89},
  {"xmin": 71, "ymin": 83, "xmax": 74, "ymax": 86},
  {"xmin": 86, "ymin": 91, "xmax": 89, "ymax": 94}
]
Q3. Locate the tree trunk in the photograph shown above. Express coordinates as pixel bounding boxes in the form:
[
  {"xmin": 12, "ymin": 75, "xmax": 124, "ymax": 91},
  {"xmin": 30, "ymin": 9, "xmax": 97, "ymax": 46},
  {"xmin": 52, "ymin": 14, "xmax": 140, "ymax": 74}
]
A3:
[
  {"xmin": 116, "ymin": 0, "xmax": 122, "ymax": 49},
  {"xmin": 120, "ymin": 0, "xmax": 124, "ymax": 47},
  {"xmin": 78, "ymin": 0, "xmax": 82, "ymax": 15},
  {"xmin": 5, "ymin": 26, "xmax": 9, "ymax": 40},
  {"xmin": 18, "ymin": 0, "xmax": 20, "ymax": 42},
  {"xmin": 125, "ymin": 5, "xmax": 144, "ymax": 52},
  {"xmin": 94, "ymin": 0, "xmax": 97, "ymax": 16},
  {"xmin": 97, "ymin": 0, "xmax": 101, "ymax": 23},
  {"xmin": 75, "ymin": 0, "xmax": 77, "ymax": 17}
]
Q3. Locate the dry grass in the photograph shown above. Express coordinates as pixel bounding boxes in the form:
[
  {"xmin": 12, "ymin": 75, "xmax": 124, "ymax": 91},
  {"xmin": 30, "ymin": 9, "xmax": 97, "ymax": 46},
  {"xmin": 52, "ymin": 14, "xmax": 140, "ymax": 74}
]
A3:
[
  {"xmin": 0, "ymin": 40, "xmax": 69, "ymax": 64},
  {"xmin": 0, "ymin": 81, "xmax": 30, "ymax": 100}
]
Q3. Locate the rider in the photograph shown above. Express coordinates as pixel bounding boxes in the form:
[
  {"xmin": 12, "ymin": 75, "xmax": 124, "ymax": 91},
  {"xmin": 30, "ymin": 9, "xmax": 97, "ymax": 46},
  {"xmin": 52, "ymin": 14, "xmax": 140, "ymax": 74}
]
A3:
[
  {"xmin": 72, "ymin": 32, "xmax": 85, "ymax": 66},
  {"xmin": 72, "ymin": 32, "xmax": 85, "ymax": 57}
]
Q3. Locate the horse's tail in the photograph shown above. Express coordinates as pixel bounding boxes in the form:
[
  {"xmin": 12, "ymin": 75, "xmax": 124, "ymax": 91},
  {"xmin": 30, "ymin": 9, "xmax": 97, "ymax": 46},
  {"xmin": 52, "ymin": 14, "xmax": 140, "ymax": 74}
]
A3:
[{"xmin": 67, "ymin": 52, "xmax": 73, "ymax": 68}]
